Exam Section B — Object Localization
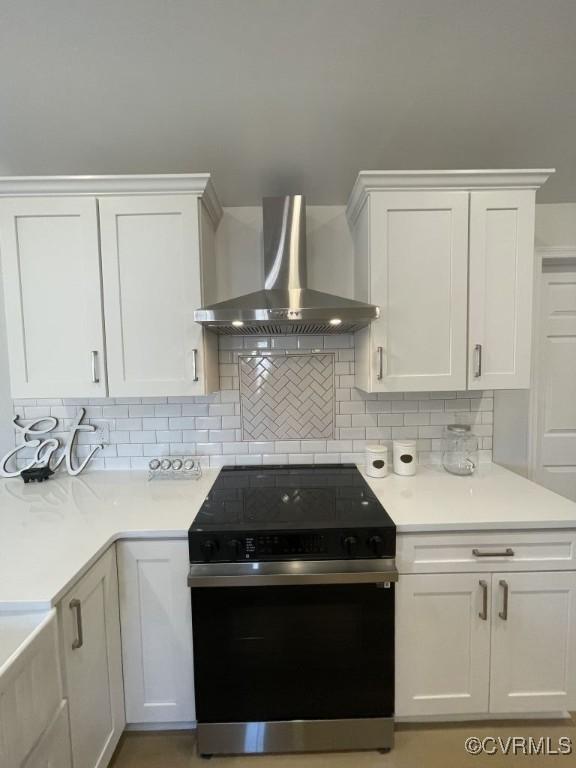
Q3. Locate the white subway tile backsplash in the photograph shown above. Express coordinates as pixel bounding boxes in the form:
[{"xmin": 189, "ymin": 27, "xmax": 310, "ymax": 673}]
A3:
[
  {"xmin": 20, "ymin": 336, "xmax": 493, "ymax": 469},
  {"xmin": 142, "ymin": 417, "xmax": 169, "ymax": 431},
  {"xmin": 196, "ymin": 417, "xmax": 221, "ymax": 430},
  {"xmin": 181, "ymin": 404, "xmax": 209, "ymax": 416},
  {"xmin": 102, "ymin": 405, "xmax": 129, "ymax": 418},
  {"xmin": 129, "ymin": 431, "xmax": 156, "ymax": 444},
  {"xmin": 168, "ymin": 417, "xmax": 196, "ymax": 430}
]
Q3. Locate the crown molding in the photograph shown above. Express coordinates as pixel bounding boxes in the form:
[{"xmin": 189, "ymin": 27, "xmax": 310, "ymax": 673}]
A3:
[
  {"xmin": 346, "ymin": 169, "xmax": 556, "ymax": 225},
  {"xmin": 0, "ymin": 174, "xmax": 223, "ymax": 225}
]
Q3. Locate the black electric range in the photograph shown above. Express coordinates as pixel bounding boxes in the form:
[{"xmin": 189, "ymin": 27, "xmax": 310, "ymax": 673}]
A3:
[
  {"xmin": 187, "ymin": 464, "xmax": 397, "ymax": 758},
  {"xmin": 188, "ymin": 463, "xmax": 396, "ymax": 563}
]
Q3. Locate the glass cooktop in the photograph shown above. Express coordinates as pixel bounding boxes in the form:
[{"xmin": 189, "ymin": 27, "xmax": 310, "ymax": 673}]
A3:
[{"xmin": 191, "ymin": 464, "xmax": 395, "ymax": 532}]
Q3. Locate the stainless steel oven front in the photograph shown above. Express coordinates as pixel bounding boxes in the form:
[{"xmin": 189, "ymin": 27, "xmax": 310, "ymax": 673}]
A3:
[{"xmin": 188, "ymin": 559, "xmax": 397, "ymax": 757}]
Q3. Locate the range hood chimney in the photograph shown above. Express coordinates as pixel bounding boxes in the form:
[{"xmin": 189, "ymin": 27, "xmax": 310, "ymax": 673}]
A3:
[{"xmin": 194, "ymin": 195, "xmax": 379, "ymax": 335}]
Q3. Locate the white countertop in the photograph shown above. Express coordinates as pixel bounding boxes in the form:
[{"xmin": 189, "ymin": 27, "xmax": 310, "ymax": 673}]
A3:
[
  {"xmin": 0, "ymin": 469, "xmax": 219, "ymax": 611},
  {"xmin": 361, "ymin": 463, "xmax": 576, "ymax": 533},
  {"xmin": 0, "ymin": 463, "xmax": 575, "ymax": 611},
  {"xmin": 0, "ymin": 610, "xmax": 53, "ymax": 678}
]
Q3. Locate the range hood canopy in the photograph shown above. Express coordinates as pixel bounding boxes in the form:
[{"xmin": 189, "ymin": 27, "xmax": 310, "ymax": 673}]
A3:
[{"xmin": 194, "ymin": 195, "xmax": 379, "ymax": 335}]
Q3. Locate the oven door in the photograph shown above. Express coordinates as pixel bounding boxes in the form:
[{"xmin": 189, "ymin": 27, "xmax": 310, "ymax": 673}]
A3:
[{"xmin": 189, "ymin": 560, "xmax": 396, "ymax": 724}]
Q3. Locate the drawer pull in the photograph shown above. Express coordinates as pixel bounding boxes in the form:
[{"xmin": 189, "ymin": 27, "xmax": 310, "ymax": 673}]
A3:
[
  {"xmin": 472, "ymin": 548, "xmax": 515, "ymax": 558},
  {"xmin": 479, "ymin": 580, "xmax": 488, "ymax": 621},
  {"xmin": 499, "ymin": 579, "xmax": 509, "ymax": 621}
]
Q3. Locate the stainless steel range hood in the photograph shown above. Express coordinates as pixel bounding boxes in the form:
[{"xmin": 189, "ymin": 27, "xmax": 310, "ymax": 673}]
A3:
[{"xmin": 194, "ymin": 195, "xmax": 379, "ymax": 335}]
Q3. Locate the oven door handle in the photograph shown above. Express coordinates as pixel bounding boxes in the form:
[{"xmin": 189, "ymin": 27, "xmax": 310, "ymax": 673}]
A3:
[{"xmin": 187, "ymin": 559, "xmax": 399, "ymax": 588}]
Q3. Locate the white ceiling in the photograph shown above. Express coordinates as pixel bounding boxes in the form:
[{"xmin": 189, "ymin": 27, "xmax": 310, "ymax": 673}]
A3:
[{"xmin": 1, "ymin": 0, "xmax": 575, "ymax": 205}]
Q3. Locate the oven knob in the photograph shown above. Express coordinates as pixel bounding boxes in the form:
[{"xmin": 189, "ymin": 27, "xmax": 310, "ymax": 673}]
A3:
[
  {"xmin": 200, "ymin": 540, "xmax": 217, "ymax": 561},
  {"xmin": 343, "ymin": 536, "xmax": 358, "ymax": 557},
  {"xmin": 227, "ymin": 539, "xmax": 242, "ymax": 561},
  {"xmin": 369, "ymin": 535, "xmax": 384, "ymax": 557}
]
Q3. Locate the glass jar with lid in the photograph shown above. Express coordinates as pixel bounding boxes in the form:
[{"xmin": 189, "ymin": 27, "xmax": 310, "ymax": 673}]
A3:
[{"xmin": 442, "ymin": 424, "xmax": 478, "ymax": 476}]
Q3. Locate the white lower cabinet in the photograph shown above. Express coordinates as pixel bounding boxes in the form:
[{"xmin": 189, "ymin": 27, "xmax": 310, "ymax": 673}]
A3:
[
  {"xmin": 395, "ymin": 574, "xmax": 490, "ymax": 716},
  {"xmin": 117, "ymin": 540, "xmax": 195, "ymax": 725},
  {"xmin": 23, "ymin": 702, "xmax": 72, "ymax": 768},
  {"xmin": 59, "ymin": 546, "xmax": 125, "ymax": 768},
  {"xmin": 396, "ymin": 569, "xmax": 576, "ymax": 717},
  {"xmin": 490, "ymin": 571, "xmax": 576, "ymax": 713}
]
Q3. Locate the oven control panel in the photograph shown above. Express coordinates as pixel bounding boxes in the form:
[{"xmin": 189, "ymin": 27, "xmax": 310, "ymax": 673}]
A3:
[
  {"xmin": 246, "ymin": 534, "xmax": 326, "ymax": 557},
  {"xmin": 189, "ymin": 528, "xmax": 395, "ymax": 563}
]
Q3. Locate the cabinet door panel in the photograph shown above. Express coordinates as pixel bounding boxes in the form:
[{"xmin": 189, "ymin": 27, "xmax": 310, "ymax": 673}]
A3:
[
  {"xmin": 490, "ymin": 571, "xmax": 576, "ymax": 713},
  {"xmin": 0, "ymin": 197, "xmax": 105, "ymax": 398},
  {"xmin": 23, "ymin": 701, "xmax": 72, "ymax": 768},
  {"xmin": 369, "ymin": 192, "xmax": 468, "ymax": 391},
  {"xmin": 117, "ymin": 540, "xmax": 195, "ymax": 724},
  {"xmin": 469, "ymin": 190, "xmax": 535, "ymax": 389},
  {"xmin": 396, "ymin": 574, "xmax": 490, "ymax": 716},
  {"xmin": 60, "ymin": 547, "xmax": 124, "ymax": 768},
  {"xmin": 99, "ymin": 195, "xmax": 212, "ymax": 396}
]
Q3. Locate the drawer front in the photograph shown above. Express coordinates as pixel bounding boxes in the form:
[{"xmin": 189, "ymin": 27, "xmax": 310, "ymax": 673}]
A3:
[
  {"xmin": 397, "ymin": 531, "xmax": 576, "ymax": 574},
  {"xmin": 0, "ymin": 613, "xmax": 63, "ymax": 768}
]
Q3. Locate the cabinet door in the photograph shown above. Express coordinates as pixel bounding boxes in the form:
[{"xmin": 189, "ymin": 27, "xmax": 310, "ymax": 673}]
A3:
[
  {"xmin": 367, "ymin": 191, "xmax": 468, "ymax": 391},
  {"xmin": 23, "ymin": 702, "xmax": 72, "ymax": 768},
  {"xmin": 99, "ymin": 195, "xmax": 215, "ymax": 397},
  {"xmin": 468, "ymin": 190, "xmax": 536, "ymax": 389},
  {"xmin": 0, "ymin": 197, "xmax": 106, "ymax": 398},
  {"xmin": 60, "ymin": 547, "xmax": 125, "ymax": 768},
  {"xmin": 117, "ymin": 540, "xmax": 195, "ymax": 724},
  {"xmin": 490, "ymin": 571, "xmax": 576, "ymax": 713},
  {"xmin": 396, "ymin": 574, "xmax": 490, "ymax": 716}
]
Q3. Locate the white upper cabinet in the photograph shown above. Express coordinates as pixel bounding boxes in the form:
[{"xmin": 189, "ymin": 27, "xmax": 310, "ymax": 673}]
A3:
[
  {"xmin": 347, "ymin": 170, "xmax": 553, "ymax": 393},
  {"xmin": 0, "ymin": 175, "xmax": 222, "ymax": 399},
  {"xmin": 99, "ymin": 194, "xmax": 218, "ymax": 397},
  {"xmin": 468, "ymin": 190, "xmax": 536, "ymax": 389},
  {"xmin": 354, "ymin": 191, "xmax": 469, "ymax": 392},
  {"xmin": 0, "ymin": 197, "xmax": 106, "ymax": 399}
]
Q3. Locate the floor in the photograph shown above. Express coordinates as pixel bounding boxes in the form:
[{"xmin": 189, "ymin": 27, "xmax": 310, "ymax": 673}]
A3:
[{"xmin": 111, "ymin": 716, "xmax": 576, "ymax": 767}]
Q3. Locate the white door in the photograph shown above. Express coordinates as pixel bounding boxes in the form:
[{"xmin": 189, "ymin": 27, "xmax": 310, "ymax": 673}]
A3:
[
  {"xmin": 0, "ymin": 197, "xmax": 106, "ymax": 398},
  {"xmin": 99, "ymin": 195, "xmax": 215, "ymax": 397},
  {"xmin": 490, "ymin": 571, "xmax": 576, "ymax": 713},
  {"xmin": 468, "ymin": 190, "xmax": 536, "ymax": 389},
  {"xmin": 532, "ymin": 269, "xmax": 576, "ymax": 501},
  {"xmin": 395, "ymin": 574, "xmax": 490, "ymax": 716},
  {"xmin": 60, "ymin": 547, "xmax": 125, "ymax": 768},
  {"xmin": 117, "ymin": 540, "xmax": 195, "ymax": 724},
  {"xmin": 368, "ymin": 191, "xmax": 468, "ymax": 391}
]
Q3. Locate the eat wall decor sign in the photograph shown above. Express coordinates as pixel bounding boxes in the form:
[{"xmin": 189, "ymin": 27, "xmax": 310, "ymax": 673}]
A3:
[{"xmin": 0, "ymin": 407, "xmax": 102, "ymax": 478}]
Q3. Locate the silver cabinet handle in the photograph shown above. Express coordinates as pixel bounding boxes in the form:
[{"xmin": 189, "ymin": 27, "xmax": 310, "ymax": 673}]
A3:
[
  {"xmin": 479, "ymin": 580, "xmax": 488, "ymax": 621},
  {"xmin": 377, "ymin": 346, "xmax": 383, "ymax": 380},
  {"xmin": 472, "ymin": 548, "xmax": 514, "ymax": 558},
  {"xmin": 70, "ymin": 598, "xmax": 84, "ymax": 649},
  {"xmin": 91, "ymin": 350, "xmax": 100, "ymax": 384},
  {"xmin": 474, "ymin": 343, "xmax": 482, "ymax": 378},
  {"xmin": 499, "ymin": 579, "xmax": 509, "ymax": 620},
  {"xmin": 192, "ymin": 349, "xmax": 199, "ymax": 382}
]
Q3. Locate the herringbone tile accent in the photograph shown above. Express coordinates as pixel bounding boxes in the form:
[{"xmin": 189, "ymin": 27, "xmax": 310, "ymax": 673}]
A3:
[{"xmin": 240, "ymin": 354, "xmax": 335, "ymax": 440}]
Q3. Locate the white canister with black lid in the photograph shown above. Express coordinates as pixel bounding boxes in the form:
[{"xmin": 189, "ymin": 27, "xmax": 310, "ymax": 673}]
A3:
[
  {"xmin": 365, "ymin": 445, "xmax": 389, "ymax": 478},
  {"xmin": 393, "ymin": 439, "xmax": 417, "ymax": 476}
]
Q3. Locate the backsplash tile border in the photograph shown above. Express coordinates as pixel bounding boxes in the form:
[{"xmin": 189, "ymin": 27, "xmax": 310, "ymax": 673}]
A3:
[{"xmin": 10, "ymin": 334, "xmax": 493, "ymax": 470}]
